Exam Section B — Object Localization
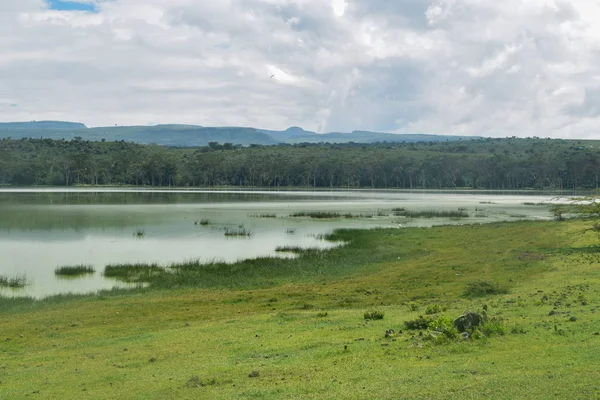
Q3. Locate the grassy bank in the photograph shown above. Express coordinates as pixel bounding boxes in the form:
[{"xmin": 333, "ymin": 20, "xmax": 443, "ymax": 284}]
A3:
[{"xmin": 1, "ymin": 220, "xmax": 599, "ymax": 399}]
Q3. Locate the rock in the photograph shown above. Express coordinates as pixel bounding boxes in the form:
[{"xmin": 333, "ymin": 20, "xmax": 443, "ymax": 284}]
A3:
[{"xmin": 453, "ymin": 311, "xmax": 486, "ymax": 333}]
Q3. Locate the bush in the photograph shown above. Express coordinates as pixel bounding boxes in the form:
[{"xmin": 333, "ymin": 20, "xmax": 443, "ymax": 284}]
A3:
[
  {"xmin": 425, "ymin": 304, "xmax": 442, "ymax": 315},
  {"xmin": 404, "ymin": 316, "xmax": 432, "ymax": 330},
  {"xmin": 364, "ymin": 311, "xmax": 385, "ymax": 320}
]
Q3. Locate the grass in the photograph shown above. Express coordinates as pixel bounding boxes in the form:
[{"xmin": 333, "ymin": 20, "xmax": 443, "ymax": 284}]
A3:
[
  {"xmin": 0, "ymin": 273, "xmax": 28, "ymax": 288},
  {"xmin": 248, "ymin": 213, "xmax": 277, "ymax": 218},
  {"xmin": 1, "ymin": 219, "xmax": 600, "ymax": 399},
  {"xmin": 363, "ymin": 310, "xmax": 384, "ymax": 320},
  {"xmin": 224, "ymin": 227, "xmax": 252, "ymax": 237},
  {"xmin": 463, "ymin": 280, "xmax": 509, "ymax": 297},
  {"xmin": 393, "ymin": 209, "xmax": 469, "ymax": 218},
  {"xmin": 289, "ymin": 211, "xmax": 358, "ymax": 219},
  {"xmin": 274, "ymin": 246, "xmax": 306, "ymax": 253},
  {"xmin": 54, "ymin": 264, "xmax": 95, "ymax": 277},
  {"xmin": 104, "ymin": 264, "xmax": 164, "ymax": 283}
]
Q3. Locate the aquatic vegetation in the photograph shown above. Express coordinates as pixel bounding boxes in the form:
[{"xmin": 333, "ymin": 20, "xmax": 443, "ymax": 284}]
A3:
[
  {"xmin": 275, "ymin": 246, "xmax": 305, "ymax": 253},
  {"xmin": 289, "ymin": 211, "xmax": 358, "ymax": 219},
  {"xmin": 55, "ymin": 265, "xmax": 95, "ymax": 277},
  {"xmin": 0, "ymin": 274, "xmax": 28, "ymax": 288},
  {"xmin": 393, "ymin": 209, "xmax": 469, "ymax": 218},
  {"xmin": 224, "ymin": 227, "xmax": 252, "ymax": 237},
  {"xmin": 248, "ymin": 213, "xmax": 277, "ymax": 218},
  {"xmin": 104, "ymin": 264, "xmax": 164, "ymax": 282}
]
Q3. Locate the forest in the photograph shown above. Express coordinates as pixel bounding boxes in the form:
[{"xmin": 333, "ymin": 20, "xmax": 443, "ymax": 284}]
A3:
[{"xmin": 0, "ymin": 136, "xmax": 599, "ymax": 190}]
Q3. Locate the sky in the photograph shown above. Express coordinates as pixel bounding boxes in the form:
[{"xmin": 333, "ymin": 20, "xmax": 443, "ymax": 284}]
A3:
[{"xmin": 1, "ymin": 0, "xmax": 600, "ymax": 138}]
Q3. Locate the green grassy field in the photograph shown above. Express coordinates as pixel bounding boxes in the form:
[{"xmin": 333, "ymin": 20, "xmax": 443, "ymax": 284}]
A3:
[{"xmin": 1, "ymin": 220, "xmax": 599, "ymax": 399}]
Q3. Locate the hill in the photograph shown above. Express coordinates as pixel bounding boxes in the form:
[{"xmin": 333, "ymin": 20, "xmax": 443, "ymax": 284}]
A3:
[
  {"xmin": 0, "ymin": 121, "xmax": 87, "ymax": 130},
  {"xmin": 0, "ymin": 121, "xmax": 478, "ymax": 146}
]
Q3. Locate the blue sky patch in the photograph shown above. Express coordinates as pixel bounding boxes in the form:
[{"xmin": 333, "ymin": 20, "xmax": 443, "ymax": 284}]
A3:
[{"xmin": 47, "ymin": 0, "xmax": 97, "ymax": 12}]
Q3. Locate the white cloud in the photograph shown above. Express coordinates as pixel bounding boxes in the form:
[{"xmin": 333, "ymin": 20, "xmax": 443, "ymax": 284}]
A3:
[{"xmin": 0, "ymin": 0, "xmax": 599, "ymax": 138}]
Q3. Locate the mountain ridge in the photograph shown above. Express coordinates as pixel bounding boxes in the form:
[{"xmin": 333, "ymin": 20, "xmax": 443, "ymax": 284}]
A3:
[{"xmin": 0, "ymin": 121, "xmax": 480, "ymax": 146}]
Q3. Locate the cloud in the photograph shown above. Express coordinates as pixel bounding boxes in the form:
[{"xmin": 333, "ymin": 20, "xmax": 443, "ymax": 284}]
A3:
[{"xmin": 0, "ymin": 0, "xmax": 599, "ymax": 138}]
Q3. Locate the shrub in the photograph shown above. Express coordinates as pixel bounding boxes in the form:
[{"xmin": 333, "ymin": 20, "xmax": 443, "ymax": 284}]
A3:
[
  {"xmin": 425, "ymin": 304, "xmax": 442, "ymax": 315},
  {"xmin": 364, "ymin": 311, "xmax": 385, "ymax": 320},
  {"xmin": 404, "ymin": 316, "xmax": 432, "ymax": 330}
]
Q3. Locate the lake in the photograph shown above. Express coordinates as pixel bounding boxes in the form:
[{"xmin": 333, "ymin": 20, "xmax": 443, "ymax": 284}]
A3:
[{"xmin": 0, "ymin": 188, "xmax": 568, "ymax": 298}]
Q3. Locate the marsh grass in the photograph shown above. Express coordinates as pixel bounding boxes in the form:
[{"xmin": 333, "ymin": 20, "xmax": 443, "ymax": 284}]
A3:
[
  {"xmin": 289, "ymin": 211, "xmax": 358, "ymax": 219},
  {"xmin": 55, "ymin": 265, "xmax": 95, "ymax": 277},
  {"xmin": 134, "ymin": 228, "xmax": 145, "ymax": 238},
  {"xmin": 393, "ymin": 209, "xmax": 469, "ymax": 218},
  {"xmin": 248, "ymin": 213, "xmax": 277, "ymax": 218},
  {"xmin": 104, "ymin": 264, "xmax": 164, "ymax": 282},
  {"xmin": 275, "ymin": 246, "xmax": 305, "ymax": 253},
  {"xmin": 0, "ymin": 273, "xmax": 28, "ymax": 288},
  {"xmin": 224, "ymin": 227, "xmax": 252, "ymax": 237}
]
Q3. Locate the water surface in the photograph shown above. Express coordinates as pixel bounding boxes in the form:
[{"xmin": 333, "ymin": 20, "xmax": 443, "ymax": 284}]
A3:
[{"xmin": 0, "ymin": 189, "xmax": 564, "ymax": 298}]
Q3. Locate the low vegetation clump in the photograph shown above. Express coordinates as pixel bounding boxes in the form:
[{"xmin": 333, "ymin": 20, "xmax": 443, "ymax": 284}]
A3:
[
  {"xmin": 364, "ymin": 311, "xmax": 385, "ymax": 320},
  {"xmin": 195, "ymin": 219, "xmax": 211, "ymax": 226},
  {"xmin": 393, "ymin": 209, "xmax": 469, "ymax": 218},
  {"xmin": 133, "ymin": 228, "xmax": 145, "ymax": 238},
  {"xmin": 289, "ymin": 211, "xmax": 357, "ymax": 219},
  {"xmin": 403, "ymin": 310, "xmax": 505, "ymax": 343},
  {"xmin": 0, "ymin": 274, "xmax": 28, "ymax": 288},
  {"xmin": 403, "ymin": 315, "xmax": 433, "ymax": 330},
  {"xmin": 248, "ymin": 213, "xmax": 276, "ymax": 218},
  {"xmin": 463, "ymin": 280, "xmax": 508, "ymax": 297},
  {"xmin": 54, "ymin": 265, "xmax": 95, "ymax": 277},
  {"xmin": 275, "ymin": 246, "xmax": 305, "ymax": 253},
  {"xmin": 103, "ymin": 264, "xmax": 164, "ymax": 282},
  {"xmin": 425, "ymin": 304, "xmax": 443, "ymax": 314},
  {"xmin": 224, "ymin": 227, "xmax": 252, "ymax": 237}
]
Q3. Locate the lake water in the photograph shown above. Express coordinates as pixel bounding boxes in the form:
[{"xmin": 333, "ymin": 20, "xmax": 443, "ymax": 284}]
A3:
[{"xmin": 0, "ymin": 188, "xmax": 568, "ymax": 298}]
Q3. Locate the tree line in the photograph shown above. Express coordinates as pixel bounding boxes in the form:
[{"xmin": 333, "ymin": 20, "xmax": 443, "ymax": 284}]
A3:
[{"xmin": 0, "ymin": 137, "xmax": 599, "ymax": 190}]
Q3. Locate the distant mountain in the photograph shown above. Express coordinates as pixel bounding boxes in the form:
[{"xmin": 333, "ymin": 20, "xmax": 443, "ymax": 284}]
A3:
[
  {"xmin": 0, "ymin": 121, "xmax": 87, "ymax": 130},
  {"xmin": 0, "ymin": 120, "xmax": 480, "ymax": 146}
]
